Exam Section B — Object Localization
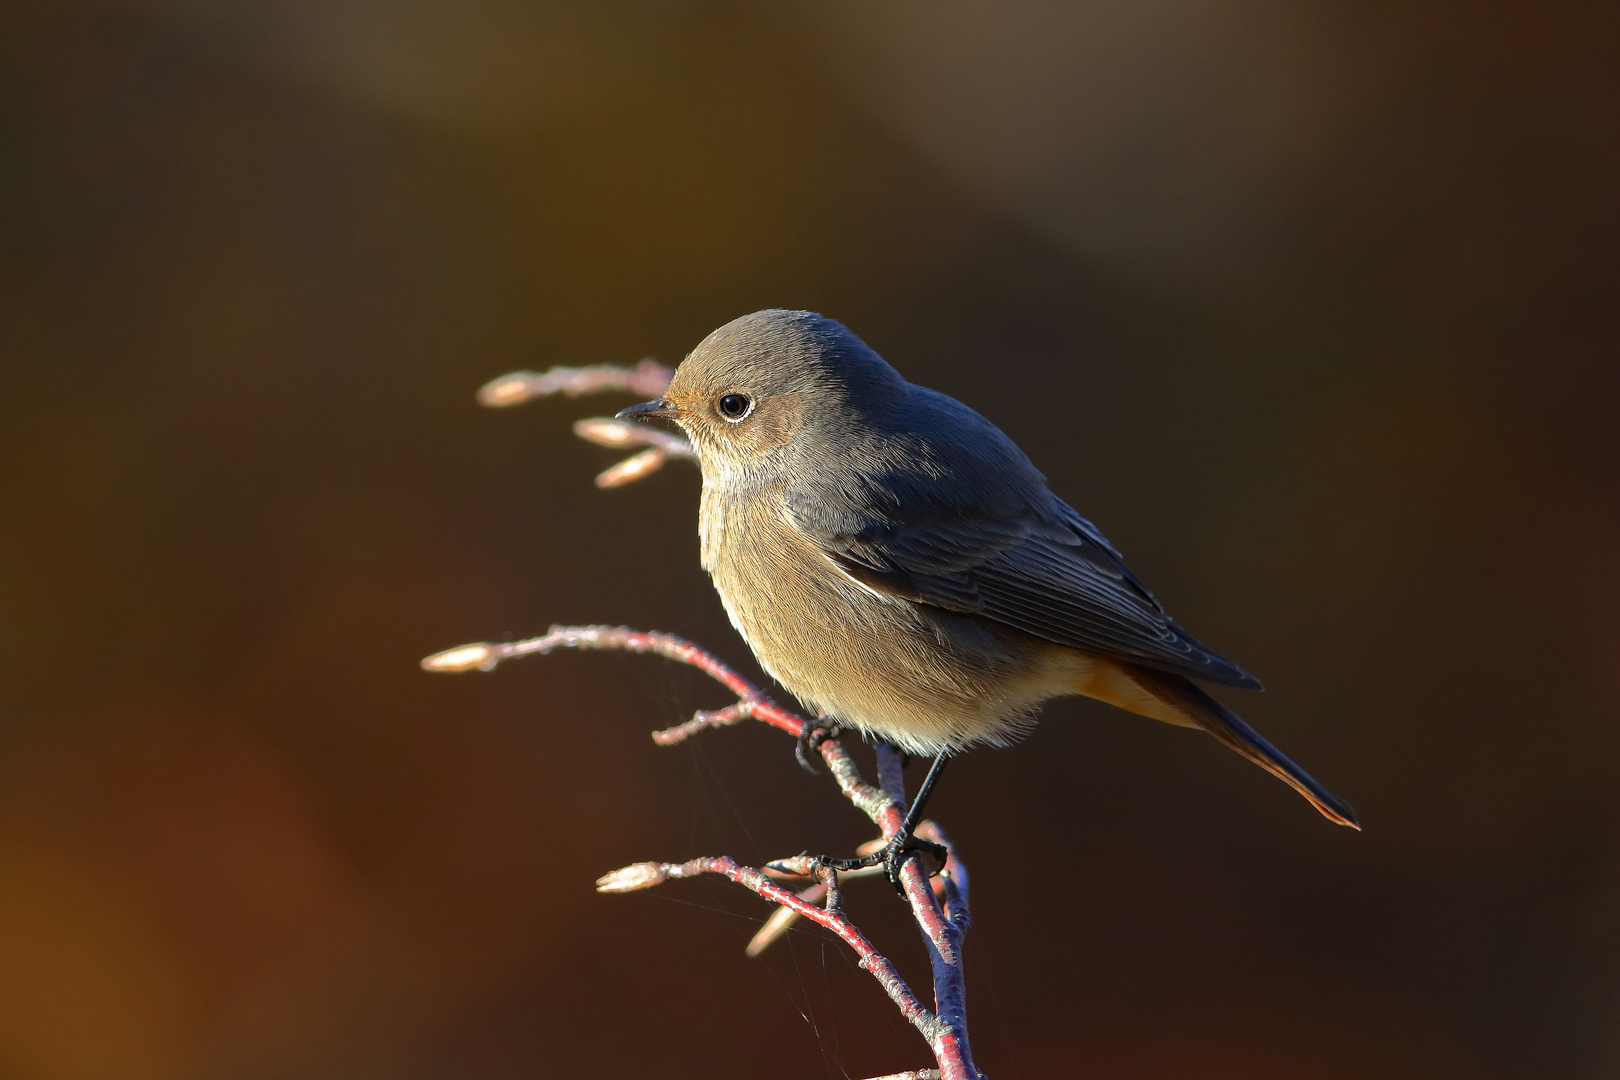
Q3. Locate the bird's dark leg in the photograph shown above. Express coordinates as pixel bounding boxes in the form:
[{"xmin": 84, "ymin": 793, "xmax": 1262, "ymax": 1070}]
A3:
[
  {"xmin": 881, "ymin": 751, "xmax": 950, "ymax": 887},
  {"xmin": 811, "ymin": 752, "xmax": 950, "ymax": 891},
  {"xmin": 794, "ymin": 715, "xmax": 844, "ymax": 774},
  {"xmin": 901, "ymin": 751, "xmax": 949, "ymax": 836}
]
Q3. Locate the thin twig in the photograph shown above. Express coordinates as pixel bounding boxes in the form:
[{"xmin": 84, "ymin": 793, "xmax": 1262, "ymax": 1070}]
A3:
[
  {"xmin": 573, "ymin": 417, "xmax": 694, "ymax": 456},
  {"xmin": 651, "ymin": 701, "xmax": 751, "ymax": 745},
  {"xmin": 477, "ymin": 358, "xmax": 674, "ymax": 406},
  {"xmin": 421, "ymin": 625, "xmax": 805, "ymax": 736}
]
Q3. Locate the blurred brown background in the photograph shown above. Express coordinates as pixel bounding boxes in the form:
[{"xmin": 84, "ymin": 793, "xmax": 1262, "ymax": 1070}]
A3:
[{"xmin": 3, "ymin": 2, "xmax": 1619, "ymax": 1078}]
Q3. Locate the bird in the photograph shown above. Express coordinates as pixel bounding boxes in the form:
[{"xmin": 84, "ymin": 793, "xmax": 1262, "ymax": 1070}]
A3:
[{"xmin": 618, "ymin": 309, "xmax": 1357, "ymax": 875}]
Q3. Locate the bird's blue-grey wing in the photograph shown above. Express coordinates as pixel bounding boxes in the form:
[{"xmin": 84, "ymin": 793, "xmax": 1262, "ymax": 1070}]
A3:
[{"xmin": 785, "ymin": 483, "xmax": 1261, "ymax": 690}]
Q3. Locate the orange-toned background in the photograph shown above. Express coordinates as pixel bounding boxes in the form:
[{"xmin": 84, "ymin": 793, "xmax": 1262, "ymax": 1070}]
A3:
[{"xmin": 3, "ymin": 3, "xmax": 1618, "ymax": 1078}]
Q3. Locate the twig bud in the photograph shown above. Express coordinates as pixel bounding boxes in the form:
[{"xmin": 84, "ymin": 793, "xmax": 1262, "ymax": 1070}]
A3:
[
  {"xmin": 596, "ymin": 862, "xmax": 669, "ymax": 893},
  {"xmin": 420, "ymin": 643, "xmax": 499, "ymax": 673},
  {"xmin": 764, "ymin": 855, "xmax": 819, "ymax": 878},
  {"xmin": 573, "ymin": 417, "xmax": 644, "ymax": 448},
  {"xmin": 477, "ymin": 373, "xmax": 543, "ymax": 407},
  {"xmin": 595, "ymin": 449, "xmax": 668, "ymax": 488}
]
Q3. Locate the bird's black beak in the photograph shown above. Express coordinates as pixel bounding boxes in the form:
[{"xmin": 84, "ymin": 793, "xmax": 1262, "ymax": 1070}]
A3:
[{"xmin": 616, "ymin": 398, "xmax": 680, "ymax": 421}]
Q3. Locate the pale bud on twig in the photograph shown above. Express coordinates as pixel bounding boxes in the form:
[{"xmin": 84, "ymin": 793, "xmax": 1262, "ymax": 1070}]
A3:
[
  {"xmin": 477, "ymin": 374, "xmax": 544, "ymax": 408},
  {"xmin": 419, "ymin": 643, "xmax": 500, "ymax": 673},
  {"xmin": 595, "ymin": 448, "xmax": 668, "ymax": 488},
  {"xmin": 573, "ymin": 417, "xmax": 648, "ymax": 449},
  {"xmin": 764, "ymin": 855, "xmax": 820, "ymax": 878},
  {"xmin": 595, "ymin": 862, "xmax": 669, "ymax": 893}
]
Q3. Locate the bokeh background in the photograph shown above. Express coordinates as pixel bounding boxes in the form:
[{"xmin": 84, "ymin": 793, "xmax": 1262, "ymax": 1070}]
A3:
[{"xmin": 4, "ymin": 2, "xmax": 1619, "ymax": 1078}]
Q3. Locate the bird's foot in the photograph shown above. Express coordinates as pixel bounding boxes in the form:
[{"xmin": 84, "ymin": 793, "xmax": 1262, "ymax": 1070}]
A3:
[
  {"xmin": 808, "ymin": 830, "xmax": 947, "ymax": 894},
  {"xmin": 794, "ymin": 720, "xmax": 844, "ymax": 774}
]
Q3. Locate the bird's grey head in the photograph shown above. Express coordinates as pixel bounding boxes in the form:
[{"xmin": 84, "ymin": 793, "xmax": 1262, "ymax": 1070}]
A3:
[{"xmin": 619, "ymin": 309, "xmax": 905, "ymax": 469}]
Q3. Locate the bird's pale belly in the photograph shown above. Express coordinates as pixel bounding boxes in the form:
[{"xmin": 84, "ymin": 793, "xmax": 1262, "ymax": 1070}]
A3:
[{"xmin": 707, "ymin": 518, "xmax": 1092, "ymax": 755}]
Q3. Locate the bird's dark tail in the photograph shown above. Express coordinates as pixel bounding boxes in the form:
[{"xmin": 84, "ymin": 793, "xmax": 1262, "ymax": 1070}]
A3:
[{"xmin": 1128, "ymin": 666, "xmax": 1360, "ymax": 829}]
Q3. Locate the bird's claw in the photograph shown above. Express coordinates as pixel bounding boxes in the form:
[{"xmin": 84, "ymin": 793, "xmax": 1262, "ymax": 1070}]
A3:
[
  {"xmin": 794, "ymin": 721, "xmax": 843, "ymax": 774},
  {"xmin": 879, "ymin": 833, "xmax": 948, "ymax": 892}
]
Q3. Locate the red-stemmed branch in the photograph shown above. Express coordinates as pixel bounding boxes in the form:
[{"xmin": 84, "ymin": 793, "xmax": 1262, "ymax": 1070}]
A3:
[{"xmin": 423, "ymin": 362, "xmax": 982, "ymax": 1080}]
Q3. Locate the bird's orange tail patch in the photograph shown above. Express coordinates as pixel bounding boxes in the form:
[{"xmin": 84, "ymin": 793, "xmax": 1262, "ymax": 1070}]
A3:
[
  {"xmin": 1058, "ymin": 653, "xmax": 1360, "ymax": 829},
  {"xmin": 1061, "ymin": 655, "xmax": 1202, "ymax": 728}
]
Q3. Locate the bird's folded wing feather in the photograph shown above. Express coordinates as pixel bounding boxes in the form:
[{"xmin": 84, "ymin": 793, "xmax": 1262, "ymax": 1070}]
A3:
[{"xmin": 786, "ymin": 486, "xmax": 1261, "ymax": 689}]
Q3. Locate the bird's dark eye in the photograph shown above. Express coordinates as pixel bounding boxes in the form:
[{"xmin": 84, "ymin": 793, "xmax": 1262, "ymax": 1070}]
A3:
[{"xmin": 717, "ymin": 393, "xmax": 752, "ymax": 421}]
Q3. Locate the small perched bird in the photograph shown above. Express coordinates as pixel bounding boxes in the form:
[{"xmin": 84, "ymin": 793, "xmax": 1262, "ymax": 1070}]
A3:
[{"xmin": 620, "ymin": 310, "xmax": 1356, "ymax": 868}]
